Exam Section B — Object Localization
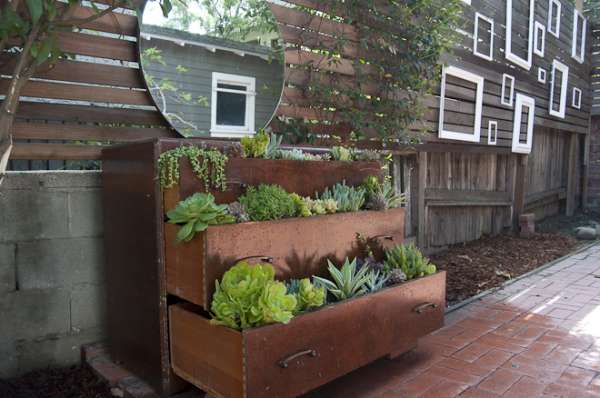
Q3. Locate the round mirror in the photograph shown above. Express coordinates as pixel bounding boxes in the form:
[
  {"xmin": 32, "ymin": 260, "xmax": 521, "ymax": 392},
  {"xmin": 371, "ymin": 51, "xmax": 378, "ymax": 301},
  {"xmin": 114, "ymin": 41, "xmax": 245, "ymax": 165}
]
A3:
[{"xmin": 139, "ymin": 0, "xmax": 285, "ymax": 138}]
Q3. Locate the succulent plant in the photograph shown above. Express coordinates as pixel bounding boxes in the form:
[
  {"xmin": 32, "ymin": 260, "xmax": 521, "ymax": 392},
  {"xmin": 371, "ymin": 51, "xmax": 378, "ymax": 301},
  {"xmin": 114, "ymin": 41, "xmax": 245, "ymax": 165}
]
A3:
[
  {"xmin": 211, "ymin": 262, "xmax": 297, "ymax": 330},
  {"xmin": 330, "ymin": 146, "xmax": 354, "ymax": 161},
  {"xmin": 290, "ymin": 193, "xmax": 312, "ymax": 217},
  {"xmin": 362, "ymin": 176, "xmax": 404, "ymax": 210},
  {"xmin": 227, "ymin": 201, "xmax": 249, "ymax": 223},
  {"xmin": 313, "ymin": 258, "xmax": 371, "ymax": 301},
  {"xmin": 383, "ymin": 243, "xmax": 437, "ymax": 281},
  {"xmin": 264, "ymin": 132, "xmax": 283, "ymax": 159},
  {"xmin": 319, "ymin": 181, "xmax": 366, "ymax": 212},
  {"xmin": 353, "ymin": 149, "xmax": 381, "ymax": 161},
  {"xmin": 286, "ymin": 278, "xmax": 326, "ymax": 314},
  {"xmin": 364, "ymin": 270, "xmax": 390, "ymax": 292},
  {"xmin": 387, "ymin": 268, "xmax": 407, "ymax": 285},
  {"xmin": 241, "ymin": 129, "xmax": 269, "ymax": 158},
  {"xmin": 167, "ymin": 193, "xmax": 236, "ymax": 242},
  {"xmin": 239, "ymin": 184, "xmax": 296, "ymax": 221}
]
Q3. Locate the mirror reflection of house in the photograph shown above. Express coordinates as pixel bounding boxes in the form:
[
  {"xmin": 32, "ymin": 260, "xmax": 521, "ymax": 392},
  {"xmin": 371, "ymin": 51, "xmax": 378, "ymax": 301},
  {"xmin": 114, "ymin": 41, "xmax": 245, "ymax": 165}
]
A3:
[{"xmin": 140, "ymin": 25, "xmax": 284, "ymax": 138}]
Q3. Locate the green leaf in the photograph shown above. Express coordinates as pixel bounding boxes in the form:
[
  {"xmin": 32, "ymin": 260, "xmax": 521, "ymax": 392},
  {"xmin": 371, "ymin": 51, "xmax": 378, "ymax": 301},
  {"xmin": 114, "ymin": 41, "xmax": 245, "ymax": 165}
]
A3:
[
  {"xmin": 26, "ymin": 0, "xmax": 43, "ymax": 23},
  {"xmin": 175, "ymin": 222, "xmax": 194, "ymax": 242},
  {"xmin": 160, "ymin": 0, "xmax": 172, "ymax": 17}
]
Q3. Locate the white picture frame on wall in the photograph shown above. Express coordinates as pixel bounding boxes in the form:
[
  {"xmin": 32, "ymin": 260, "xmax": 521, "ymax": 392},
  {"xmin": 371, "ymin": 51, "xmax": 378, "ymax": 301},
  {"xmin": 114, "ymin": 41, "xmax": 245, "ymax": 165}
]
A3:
[
  {"xmin": 473, "ymin": 12, "xmax": 494, "ymax": 61},
  {"xmin": 538, "ymin": 68, "xmax": 547, "ymax": 83},
  {"xmin": 488, "ymin": 121, "xmax": 498, "ymax": 145},
  {"xmin": 534, "ymin": 21, "xmax": 545, "ymax": 57},
  {"xmin": 572, "ymin": 88, "xmax": 582, "ymax": 109},
  {"xmin": 547, "ymin": 0, "xmax": 561, "ymax": 38},
  {"xmin": 501, "ymin": 74, "xmax": 515, "ymax": 107},
  {"xmin": 505, "ymin": 0, "xmax": 534, "ymax": 70},
  {"xmin": 549, "ymin": 59, "xmax": 569, "ymax": 118},
  {"xmin": 438, "ymin": 65, "xmax": 484, "ymax": 143},
  {"xmin": 572, "ymin": 9, "xmax": 586, "ymax": 63},
  {"xmin": 512, "ymin": 94, "xmax": 536, "ymax": 154}
]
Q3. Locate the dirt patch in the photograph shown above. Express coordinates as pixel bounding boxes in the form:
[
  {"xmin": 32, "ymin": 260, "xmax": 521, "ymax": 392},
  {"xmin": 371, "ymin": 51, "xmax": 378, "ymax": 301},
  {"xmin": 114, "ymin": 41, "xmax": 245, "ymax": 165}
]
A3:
[
  {"xmin": 0, "ymin": 366, "xmax": 112, "ymax": 398},
  {"xmin": 537, "ymin": 208, "xmax": 600, "ymax": 237},
  {"xmin": 429, "ymin": 233, "xmax": 578, "ymax": 306}
]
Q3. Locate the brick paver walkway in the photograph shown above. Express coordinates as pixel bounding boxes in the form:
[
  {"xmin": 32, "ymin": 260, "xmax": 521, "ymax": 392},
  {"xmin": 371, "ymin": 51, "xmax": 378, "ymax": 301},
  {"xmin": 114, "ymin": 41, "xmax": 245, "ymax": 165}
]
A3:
[{"xmin": 308, "ymin": 243, "xmax": 600, "ymax": 398}]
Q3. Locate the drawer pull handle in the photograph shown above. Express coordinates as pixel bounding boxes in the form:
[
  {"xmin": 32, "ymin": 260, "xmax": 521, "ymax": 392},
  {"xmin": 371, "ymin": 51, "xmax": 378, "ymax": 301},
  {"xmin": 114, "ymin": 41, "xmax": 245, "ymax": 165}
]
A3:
[
  {"xmin": 278, "ymin": 349, "xmax": 317, "ymax": 368},
  {"xmin": 413, "ymin": 302, "xmax": 438, "ymax": 314},
  {"xmin": 235, "ymin": 255, "xmax": 273, "ymax": 264}
]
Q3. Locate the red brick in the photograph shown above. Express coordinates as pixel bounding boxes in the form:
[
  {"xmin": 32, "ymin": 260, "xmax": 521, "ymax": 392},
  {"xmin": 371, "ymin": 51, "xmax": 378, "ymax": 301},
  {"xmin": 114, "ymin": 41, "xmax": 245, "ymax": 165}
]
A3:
[
  {"xmin": 428, "ymin": 365, "xmax": 483, "ymax": 385},
  {"xmin": 394, "ymin": 372, "xmax": 445, "ymax": 396},
  {"xmin": 557, "ymin": 366, "xmax": 596, "ymax": 387},
  {"xmin": 437, "ymin": 357, "xmax": 493, "ymax": 377},
  {"xmin": 503, "ymin": 376, "xmax": 546, "ymax": 398},
  {"xmin": 477, "ymin": 368, "xmax": 522, "ymax": 395},
  {"xmin": 542, "ymin": 383, "xmax": 599, "ymax": 398},
  {"xmin": 475, "ymin": 334, "xmax": 528, "ymax": 354},
  {"xmin": 501, "ymin": 360, "xmax": 565, "ymax": 383},
  {"xmin": 419, "ymin": 380, "xmax": 469, "ymax": 398},
  {"xmin": 452, "ymin": 343, "xmax": 495, "ymax": 363},
  {"xmin": 519, "ymin": 342, "xmax": 558, "ymax": 360},
  {"xmin": 473, "ymin": 349, "xmax": 514, "ymax": 371},
  {"xmin": 513, "ymin": 325, "xmax": 546, "ymax": 341},
  {"xmin": 88, "ymin": 357, "xmax": 132, "ymax": 387},
  {"xmin": 459, "ymin": 387, "xmax": 502, "ymax": 398},
  {"xmin": 545, "ymin": 345, "xmax": 583, "ymax": 365}
]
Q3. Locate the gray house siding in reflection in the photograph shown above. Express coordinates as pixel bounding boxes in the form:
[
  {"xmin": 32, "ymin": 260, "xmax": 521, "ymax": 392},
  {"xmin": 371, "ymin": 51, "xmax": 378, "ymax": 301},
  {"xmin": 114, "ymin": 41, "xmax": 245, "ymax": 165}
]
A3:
[{"xmin": 141, "ymin": 36, "xmax": 283, "ymax": 137}]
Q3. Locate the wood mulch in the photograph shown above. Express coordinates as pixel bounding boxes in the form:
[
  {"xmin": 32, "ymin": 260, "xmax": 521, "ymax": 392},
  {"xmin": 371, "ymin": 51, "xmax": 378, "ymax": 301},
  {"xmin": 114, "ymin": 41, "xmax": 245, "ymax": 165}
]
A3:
[
  {"xmin": 429, "ymin": 233, "xmax": 578, "ymax": 306},
  {"xmin": 0, "ymin": 366, "xmax": 112, "ymax": 398}
]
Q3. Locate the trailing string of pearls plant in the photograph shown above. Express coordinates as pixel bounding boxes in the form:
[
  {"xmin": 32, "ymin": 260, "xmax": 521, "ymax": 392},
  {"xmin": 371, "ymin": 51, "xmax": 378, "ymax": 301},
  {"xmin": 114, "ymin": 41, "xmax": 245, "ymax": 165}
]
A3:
[{"xmin": 158, "ymin": 145, "xmax": 228, "ymax": 190}]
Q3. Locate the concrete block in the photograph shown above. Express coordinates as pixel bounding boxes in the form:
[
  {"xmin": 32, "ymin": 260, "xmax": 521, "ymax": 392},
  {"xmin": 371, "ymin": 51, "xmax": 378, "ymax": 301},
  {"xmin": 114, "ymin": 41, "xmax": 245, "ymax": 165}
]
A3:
[
  {"xmin": 519, "ymin": 213, "xmax": 535, "ymax": 237},
  {"xmin": 17, "ymin": 237, "xmax": 104, "ymax": 290},
  {"xmin": 0, "ymin": 344, "xmax": 18, "ymax": 379},
  {"xmin": 68, "ymin": 189, "xmax": 103, "ymax": 237},
  {"xmin": 16, "ymin": 327, "xmax": 105, "ymax": 377},
  {"xmin": 0, "ymin": 190, "xmax": 69, "ymax": 241},
  {"xmin": 71, "ymin": 283, "xmax": 107, "ymax": 331},
  {"xmin": 2, "ymin": 171, "xmax": 101, "ymax": 190},
  {"xmin": 0, "ymin": 243, "xmax": 16, "ymax": 293},
  {"xmin": 0, "ymin": 289, "xmax": 71, "ymax": 342}
]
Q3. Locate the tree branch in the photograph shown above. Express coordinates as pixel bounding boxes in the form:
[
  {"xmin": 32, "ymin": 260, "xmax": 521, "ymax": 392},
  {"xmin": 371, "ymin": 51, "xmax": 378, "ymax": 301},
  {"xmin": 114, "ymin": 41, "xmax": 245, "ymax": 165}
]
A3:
[{"xmin": 57, "ymin": 0, "xmax": 126, "ymax": 27}]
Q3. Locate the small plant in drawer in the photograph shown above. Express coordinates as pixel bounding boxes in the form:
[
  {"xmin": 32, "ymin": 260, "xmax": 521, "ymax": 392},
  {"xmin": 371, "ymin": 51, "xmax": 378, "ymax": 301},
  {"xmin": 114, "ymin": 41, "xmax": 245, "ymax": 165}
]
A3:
[
  {"xmin": 239, "ymin": 184, "xmax": 297, "ymax": 221},
  {"xmin": 312, "ymin": 258, "xmax": 371, "ymax": 301},
  {"xmin": 167, "ymin": 192, "xmax": 235, "ymax": 242},
  {"xmin": 241, "ymin": 129, "xmax": 270, "ymax": 158},
  {"xmin": 158, "ymin": 145, "xmax": 228, "ymax": 190},
  {"xmin": 285, "ymin": 278, "xmax": 326, "ymax": 314},
  {"xmin": 318, "ymin": 181, "xmax": 366, "ymax": 212},
  {"xmin": 384, "ymin": 243, "xmax": 437, "ymax": 281},
  {"xmin": 361, "ymin": 176, "xmax": 405, "ymax": 211},
  {"xmin": 211, "ymin": 261, "xmax": 298, "ymax": 330}
]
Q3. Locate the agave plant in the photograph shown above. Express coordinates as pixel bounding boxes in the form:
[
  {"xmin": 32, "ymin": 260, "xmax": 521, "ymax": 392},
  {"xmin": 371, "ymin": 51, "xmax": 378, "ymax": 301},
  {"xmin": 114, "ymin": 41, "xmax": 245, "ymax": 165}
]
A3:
[
  {"xmin": 167, "ymin": 193, "xmax": 236, "ymax": 242},
  {"xmin": 319, "ymin": 181, "xmax": 365, "ymax": 212},
  {"xmin": 313, "ymin": 258, "xmax": 371, "ymax": 301},
  {"xmin": 362, "ymin": 176, "xmax": 405, "ymax": 210},
  {"xmin": 364, "ymin": 270, "xmax": 390, "ymax": 293},
  {"xmin": 264, "ymin": 132, "xmax": 283, "ymax": 159}
]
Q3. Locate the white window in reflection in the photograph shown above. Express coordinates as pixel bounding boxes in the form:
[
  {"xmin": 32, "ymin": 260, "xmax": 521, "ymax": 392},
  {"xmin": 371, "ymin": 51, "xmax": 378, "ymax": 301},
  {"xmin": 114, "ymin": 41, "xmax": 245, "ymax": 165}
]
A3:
[{"xmin": 211, "ymin": 72, "xmax": 256, "ymax": 137}]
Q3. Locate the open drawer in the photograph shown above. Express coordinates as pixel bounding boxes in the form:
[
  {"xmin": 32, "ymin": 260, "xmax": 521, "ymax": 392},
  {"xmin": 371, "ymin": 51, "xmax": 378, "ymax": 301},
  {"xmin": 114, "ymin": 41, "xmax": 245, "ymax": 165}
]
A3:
[
  {"xmin": 169, "ymin": 271, "xmax": 445, "ymax": 398},
  {"xmin": 165, "ymin": 208, "xmax": 405, "ymax": 309}
]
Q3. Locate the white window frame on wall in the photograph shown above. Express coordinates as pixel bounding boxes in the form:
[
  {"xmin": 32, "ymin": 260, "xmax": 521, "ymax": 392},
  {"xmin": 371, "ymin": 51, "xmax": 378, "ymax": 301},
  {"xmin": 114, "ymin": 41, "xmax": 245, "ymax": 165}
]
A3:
[
  {"xmin": 488, "ymin": 121, "xmax": 498, "ymax": 145},
  {"xmin": 505, "ymin": 0, "xmax": 534, "ymax": 70},
  {"xmin": 501, "ymin": 74, "xmax": 515, "ymax": 107},
  {"xmin": 512, "ymin": 94, "xmax": 536, "ymax": 154},
  {"xmin": 547, "ymin": 0, "xmax": 561, "ymax": 38},
  {"xmin": 459, "ymin": 0, "xmax": 471, "ymax": 4},
  {"xmin": 538, "ymin": 68, "xmax": 547, "ymax": 83},
  {"xmin": 572, "ymin": 9, "xmax": 586, "ymax": 63},
  {"xmin": 438, "ymin": 65, "xmax": 484, "ymax": 143},
  {"xmin": 534, "ymin": 21, "xmax": 545, "ymax": 57},
  {"xmin": 210, "ymin": 72, "xmax": 256, "ymax": 138},
  {"xmin": 572, "ymin": 87, "xmax": 582, "ymax": 109},
  {"xmin": 549, "ymin": 59, "xmax": 569, "ymax": 118},
  {"xmin": 473, "ymin": 12, "xmax": 494, "ymax": 61}
]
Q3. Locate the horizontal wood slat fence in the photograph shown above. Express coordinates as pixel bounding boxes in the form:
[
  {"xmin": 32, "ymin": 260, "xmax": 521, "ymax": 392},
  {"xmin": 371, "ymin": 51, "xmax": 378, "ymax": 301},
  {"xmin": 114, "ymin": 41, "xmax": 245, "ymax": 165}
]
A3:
[{"xmin": 1, "ymin": 0, "xmax": 593, "ymax": 247}]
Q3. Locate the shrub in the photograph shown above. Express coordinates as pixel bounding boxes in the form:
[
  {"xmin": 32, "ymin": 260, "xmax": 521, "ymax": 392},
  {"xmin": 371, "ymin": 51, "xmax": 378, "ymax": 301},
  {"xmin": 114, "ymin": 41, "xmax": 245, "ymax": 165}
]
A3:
[{"xmin": 239, "ymin": 184, "xmax": 296, "ymax": 221}]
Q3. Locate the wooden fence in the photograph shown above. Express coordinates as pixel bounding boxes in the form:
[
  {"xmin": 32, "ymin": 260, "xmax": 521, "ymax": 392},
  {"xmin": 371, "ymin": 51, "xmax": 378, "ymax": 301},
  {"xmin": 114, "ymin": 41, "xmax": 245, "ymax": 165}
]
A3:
[{"xmin": 1, "ymin": 0, "xmax": 593, "ymax": 247}]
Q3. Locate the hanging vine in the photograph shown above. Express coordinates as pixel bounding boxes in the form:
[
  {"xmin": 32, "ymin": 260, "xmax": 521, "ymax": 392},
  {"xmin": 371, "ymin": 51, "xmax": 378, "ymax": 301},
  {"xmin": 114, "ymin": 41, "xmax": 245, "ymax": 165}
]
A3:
[
  {"xmin": 277, "ymin": 0, "xmax": 462, "ymax": 145},
  {"xmin": 158, "ymin": 145, "xmax": 228, "ymax": 190}
]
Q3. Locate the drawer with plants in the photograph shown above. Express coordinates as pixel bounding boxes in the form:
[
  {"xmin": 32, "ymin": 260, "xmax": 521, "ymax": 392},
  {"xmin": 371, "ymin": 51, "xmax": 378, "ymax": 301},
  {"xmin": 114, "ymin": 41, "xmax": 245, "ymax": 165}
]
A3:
[
  {"xmin": 169, "ymin": 253, "xmax": 446, "ymax": 398},
  {"xmin": 164, "ymin": 176, "xmax": 405, "ymax": 308},
  {"xmin": 158, "ymin": 131, "xmax": 382, "ymax": 210}
]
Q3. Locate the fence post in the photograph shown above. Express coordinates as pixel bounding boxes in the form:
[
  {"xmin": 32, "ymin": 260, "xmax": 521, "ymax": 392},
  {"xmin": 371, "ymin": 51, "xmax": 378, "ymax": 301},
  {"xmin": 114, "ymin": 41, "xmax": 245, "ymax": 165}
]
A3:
[
  {"xmin": 566, "ymin": 133, "xmax": 579, "ymax": 216},
  {"xmin": 417, "ymin": 151, "xmax": 427, "ymax": 248},
  {"xmin": 513, "ymin": 154, "xmax": 528, "ymax": 230}
]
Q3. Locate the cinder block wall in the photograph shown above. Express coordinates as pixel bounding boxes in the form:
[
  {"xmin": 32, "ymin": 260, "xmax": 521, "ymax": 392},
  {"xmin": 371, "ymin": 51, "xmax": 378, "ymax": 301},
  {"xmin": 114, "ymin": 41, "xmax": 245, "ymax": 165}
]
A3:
[{"xmin": 0, "ymin": 171, "xmax": 105, "ymax": 378}]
